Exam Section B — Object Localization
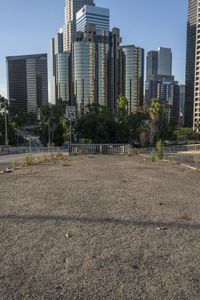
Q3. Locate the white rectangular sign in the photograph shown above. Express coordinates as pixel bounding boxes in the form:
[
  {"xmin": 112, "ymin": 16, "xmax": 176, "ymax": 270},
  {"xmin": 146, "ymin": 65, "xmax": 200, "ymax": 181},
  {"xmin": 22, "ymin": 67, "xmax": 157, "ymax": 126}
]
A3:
[{"xmin": 66, "ymin": 106, "xmax": 76, "ymax": 120}]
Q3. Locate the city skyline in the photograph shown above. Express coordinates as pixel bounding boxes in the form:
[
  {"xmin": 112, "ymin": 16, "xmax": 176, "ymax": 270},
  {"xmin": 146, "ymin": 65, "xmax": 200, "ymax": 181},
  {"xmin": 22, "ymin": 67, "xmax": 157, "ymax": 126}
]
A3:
[{"xmin": 0, "ymin": 0, "xmax": 187, "ymax": 98}]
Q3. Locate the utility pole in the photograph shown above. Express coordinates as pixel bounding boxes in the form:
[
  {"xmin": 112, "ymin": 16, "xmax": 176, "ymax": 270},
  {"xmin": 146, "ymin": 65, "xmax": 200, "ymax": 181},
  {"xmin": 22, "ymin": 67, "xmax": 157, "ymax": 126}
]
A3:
[
  {"xmin": 66, "ymin": 106, "xmax": 76, "ymax": 156},
  {"xmin": 4, "ymin": 110, "xmax": 8, "ymax": 147}
]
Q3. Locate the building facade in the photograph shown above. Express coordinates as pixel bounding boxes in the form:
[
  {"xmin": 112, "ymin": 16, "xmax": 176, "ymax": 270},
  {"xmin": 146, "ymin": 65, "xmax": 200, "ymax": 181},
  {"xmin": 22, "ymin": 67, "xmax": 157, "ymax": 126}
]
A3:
[
  {"xmin": 76, "ymin": 5, "xmax": 110, "ymax": 32},
  {"xmin": 50, "ymin": 28, "xmax": 64, "ymax": 104},
  {"xmin": 63, "ymin": 0, "xmax": 94, "ymax": 52},
  {"xmin": 157, "ymin": 47, "xmax": 172, "ymax": 76},
  {"xmin": 185, "ymin": 0, "xmax": 197, "ymax": 127},
  {"xmin": 193, "ymin": 0, "xmax": 200, "ymax": 130},
  {"xmin": 56, "ymin": 52, "xmax": 71, "ymax": 103},
  {"xmin": 7, "ymin": 54, "xmax": 48, "ymax": 113},
  {"xmin": 74, "ymin": 24, "xmax": 113, "ymax": 112},
  {"xmin": 119, "ymin": 45, "xmax": 144, "ymax": 114}
]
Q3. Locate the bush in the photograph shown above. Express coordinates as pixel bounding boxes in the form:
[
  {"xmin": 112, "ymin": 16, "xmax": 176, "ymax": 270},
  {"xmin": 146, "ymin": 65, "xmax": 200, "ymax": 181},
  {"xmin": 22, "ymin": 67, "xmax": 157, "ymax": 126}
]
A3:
[{"xmin": 24, "ymin": 154, "xmax": 33, "ymax": 165}]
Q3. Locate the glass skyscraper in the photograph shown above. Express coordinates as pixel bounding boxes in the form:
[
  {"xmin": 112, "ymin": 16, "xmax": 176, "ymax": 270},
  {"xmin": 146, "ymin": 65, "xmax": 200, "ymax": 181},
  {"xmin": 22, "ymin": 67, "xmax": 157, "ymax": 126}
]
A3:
[
  {"xmin": 56, "ymin": 52, "xmax": 71, "ymax": 103},
  {"xmin": 7, "ymin": 54, "xmax": 48, "ymax": 113},
  {"xmin": 76, "ymin": 5, "xmax": 110, "ymax": 32},
  {"xmin": 185, "ymin": 0, "xmax": 197, "ymax": 127},
  {"xmin": 119, "ymin": 45, "xmax": 144, "ymax": 114},
  {"xmin": 63, "ymin": 0, "xmax": 94, "ymax": 52},
  {"xmin": 193, "ymin": 0, "xmax": 200, "ymax": 130}
]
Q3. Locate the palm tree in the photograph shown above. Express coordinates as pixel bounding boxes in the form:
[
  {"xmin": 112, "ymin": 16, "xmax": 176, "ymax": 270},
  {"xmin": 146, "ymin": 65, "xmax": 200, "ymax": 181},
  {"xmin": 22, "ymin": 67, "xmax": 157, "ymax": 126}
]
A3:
[{"xmin": 149, "ymin": 98, "xmax": 164, "ymax": 141}]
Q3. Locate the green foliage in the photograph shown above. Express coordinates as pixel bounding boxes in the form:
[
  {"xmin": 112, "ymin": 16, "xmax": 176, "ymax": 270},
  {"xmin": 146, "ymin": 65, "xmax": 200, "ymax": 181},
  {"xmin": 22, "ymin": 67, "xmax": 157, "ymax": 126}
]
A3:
[
  {"xmin": 174, "ymin": 128, "xmax": 197, "ymax": 141},
  {"xmin": 24, "ymin": 154, "xmax": 33, "ymax": 166},
  {"xmin": 80, "ymin": 138, "xmax": 92, "ymax": 144},
  {"xmin": 156, "ymin": 140, "xmax": 164, "ymax": 160},
  {"xmin": 115, "ymin": 96, "xmax": 128, "ymax": 123},
  {"xmin": 150, "ymin": 150, "xmax": 156, "ymax": 162}
]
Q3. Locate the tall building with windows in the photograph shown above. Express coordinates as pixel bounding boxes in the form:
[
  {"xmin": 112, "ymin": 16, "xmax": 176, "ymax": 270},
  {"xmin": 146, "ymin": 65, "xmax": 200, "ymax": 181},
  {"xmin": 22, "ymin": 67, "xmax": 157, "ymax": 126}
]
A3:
[
  {"xmin": 157, "ymin": 47, "xmax": 172, "ymax": 76},
  {"xmin": 145, "ymin": 47, "xmax": 173, "ymax": 103},
  {"xmin": 119, "ymin": 45, "xmax": 144, "ymax": 114},
  {"xmin": 110, "ymin": 28, "xmax": 121, "ymax": 111},
  {"xmin": 50, "ymin": 28, "xmax": 64, "ymax": 104},
  {"xmin": 185, "ymin": 0, "xmax": 198, "ymax": 127},
  {"xmin": 63, "ymin": 0, "xmax": 94, "ymax": 52},
  {"xmin": 56, "ymin": 52, "xmax": 71, "ymax": 104},
  {"xmin": 193, "ymin": 0, "xmax": 200, "ymax": 130},
  {"xmin": 7, "ymin": 54, "xmax": 48, "ymax": 113},
  {"xmin": 74, "ymin": 24, "xmax": 112, "ymax": 112},
  {"xmin": 145, "ymin": 50, "xmax": 158, "ymax": 102},
  {"xmin": 76, "ymin": 5, "xmax": 110, "ymax": 32}
]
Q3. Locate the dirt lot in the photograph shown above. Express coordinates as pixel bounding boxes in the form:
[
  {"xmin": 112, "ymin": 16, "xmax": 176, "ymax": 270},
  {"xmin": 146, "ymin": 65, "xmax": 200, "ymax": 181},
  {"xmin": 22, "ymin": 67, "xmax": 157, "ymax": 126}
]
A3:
[{"xmin": 0, "ymin": 155, "xmax": 200, "ymax": 300}]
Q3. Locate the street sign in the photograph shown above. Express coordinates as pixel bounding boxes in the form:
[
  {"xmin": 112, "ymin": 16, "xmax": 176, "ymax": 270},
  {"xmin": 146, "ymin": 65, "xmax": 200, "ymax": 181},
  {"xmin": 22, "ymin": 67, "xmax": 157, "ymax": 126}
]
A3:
[{"xmin": 66, "ymin": 106, "xmax": 76, "ymax": 120}]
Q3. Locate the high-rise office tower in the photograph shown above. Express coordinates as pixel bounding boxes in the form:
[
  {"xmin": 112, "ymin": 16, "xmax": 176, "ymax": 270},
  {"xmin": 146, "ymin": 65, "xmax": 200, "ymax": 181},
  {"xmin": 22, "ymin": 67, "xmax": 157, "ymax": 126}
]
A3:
[
  {"xmin": 74, "ymin": 24, "xmax": 112, "ymax": 112},
  {"xmin": 50, "ymin": 28, "xmax": 64, "ymax": 104},
  {"xmin": 63, "ymin": 0, "xmax": 94, "ymax": 52},
  {"xmin": 145, "ymin": 50, "xmax": 158, "ymax": 102},
  {"xmin": 119, "ymin": 45, "xmax": 144, "ymax": 114},
  {"xmin": 74, "ymin": 25, "xmax": 97, "ymax": 113},
  {"xmin": 145, "ymin": 47, "xmax": 173, "ymax": 103},
  {"xmin": 7, "ymin": 54, "xmax": 48, "ymax": 113},
  {"xmin": 110, "ymin": 28, "xmax": 121, "ymax": 111},
  {"xmin": 51, "ymin": 28, "xmax": 71, "ymax": 104},
  {"xmin": 76, "ymin": 5, "xmax": 110, "ymax": 32},
  {"xmin": 146, "ymin": 50, "xmax": 158, "ymax": 82},
  {"xmin": 56, "ymin": 52, "xmax": 71, "ymax": 104},
  {"xmin": 193, "ymin": 0, "xmax": 200, "ymax": 130},
  {"xmin": 185, "ymin": 0, "xmax": 197, "ymax": 127},
  {"xmin": 157, "ymin": 47, "xmax": 172, "ymax": 76}
]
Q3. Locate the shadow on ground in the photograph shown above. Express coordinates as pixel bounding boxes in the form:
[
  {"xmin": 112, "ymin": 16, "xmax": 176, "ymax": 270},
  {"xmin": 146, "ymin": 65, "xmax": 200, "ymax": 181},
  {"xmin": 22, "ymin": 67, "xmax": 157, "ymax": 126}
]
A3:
[{"xmin": 0, "ymin": 214, "xmax": 199, "ymax": 230}]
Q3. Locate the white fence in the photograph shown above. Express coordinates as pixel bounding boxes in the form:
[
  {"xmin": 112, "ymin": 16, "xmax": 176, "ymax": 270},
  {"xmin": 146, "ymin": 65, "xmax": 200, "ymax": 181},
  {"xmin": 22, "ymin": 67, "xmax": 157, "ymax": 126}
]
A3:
[{"xmin": 70, "ymin": 144, "xmax": 130, "ymax": 155}]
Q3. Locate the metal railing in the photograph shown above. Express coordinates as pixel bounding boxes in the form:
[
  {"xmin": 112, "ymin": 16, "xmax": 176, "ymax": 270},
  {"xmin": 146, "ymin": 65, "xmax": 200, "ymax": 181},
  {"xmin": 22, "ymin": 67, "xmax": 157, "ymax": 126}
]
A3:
[{"xmin": 70, "ymin": 144, "xmax": 130, "ymax": 155}]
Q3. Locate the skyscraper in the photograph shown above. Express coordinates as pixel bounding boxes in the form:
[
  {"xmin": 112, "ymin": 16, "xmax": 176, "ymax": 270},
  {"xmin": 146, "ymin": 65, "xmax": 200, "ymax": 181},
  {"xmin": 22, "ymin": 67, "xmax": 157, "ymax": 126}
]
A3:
[
  {"xmin": 7, "ymin": 54, "xmax": 48, "ymax": 113},
  {"xmin": 185, "ymin": 0, "xmax": 197, "ymax": 127},
  {"xmin": 63, "ymin": 0, "xmax": 94, "ymax": 52},
  {"xmin": 193, "ymin": 0, "xmax": 200, "ymax": 130},
  {"xmin": 76, "ymin": 5, "xmax": 110, "ymax": 32},
  {"xmin": 119, "ymin": 45, "xmax": 144, "ymax": 114},
  {"xmin": 50, "ymin": 28, "xmax": 64, "ymax": 104},
  {"xmin": 145, "ymin": 50, "xmax": 158, "ymax": 102},
  {"xmin": 56, "ymin": 52, "xmax": 71, "ymax": 104},
  {"xmin": 74, "ymin": 24, "xmax": 113, "ymax": 112},
  {"xmin": 110, "ymin": 28, "xmax": 121, "ymax": 111},
  {"xmin": 145, "ymin": 47, "xmax": 174, "ymax": 103},
  {"xmin": 157, "ymin": 47, "xmax": 172, "ymax": 76},
  {"xmin": 74, "ymin": 25, "xmax": 97, "ymax": 113}
]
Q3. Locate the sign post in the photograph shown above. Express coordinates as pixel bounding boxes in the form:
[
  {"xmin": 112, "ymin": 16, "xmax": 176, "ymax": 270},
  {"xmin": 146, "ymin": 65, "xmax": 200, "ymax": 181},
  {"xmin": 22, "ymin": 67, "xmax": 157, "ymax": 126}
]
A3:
[{"xmin": 66, "ymin": 106, "xmax": 76, "ymax": 156}]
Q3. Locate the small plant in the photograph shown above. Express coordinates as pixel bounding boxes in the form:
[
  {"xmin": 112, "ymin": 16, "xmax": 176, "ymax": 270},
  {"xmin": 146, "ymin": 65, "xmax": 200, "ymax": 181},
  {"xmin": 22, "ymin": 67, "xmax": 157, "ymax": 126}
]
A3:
[
  {"xmin": 56, "ymin": 152, "xmax": 64, "ymax": 159},
  {"xmin": 150, "ymin": 150, "xmax": 156, "ymax": 162},
  {"xmin": 24, "ymin": 154, "xmax": 33, "ymax": 166},
  {"xmin": 156, "ymin": 140, "xmax": 164, "ymax": 160}
]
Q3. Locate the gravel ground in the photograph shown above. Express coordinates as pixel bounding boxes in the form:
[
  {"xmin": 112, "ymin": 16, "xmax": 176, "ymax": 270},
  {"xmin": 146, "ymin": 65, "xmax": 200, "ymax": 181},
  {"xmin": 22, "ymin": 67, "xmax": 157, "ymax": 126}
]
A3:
[{"xmin": 0, "ymin": 155, "xmax": 200, "ymax": 300}]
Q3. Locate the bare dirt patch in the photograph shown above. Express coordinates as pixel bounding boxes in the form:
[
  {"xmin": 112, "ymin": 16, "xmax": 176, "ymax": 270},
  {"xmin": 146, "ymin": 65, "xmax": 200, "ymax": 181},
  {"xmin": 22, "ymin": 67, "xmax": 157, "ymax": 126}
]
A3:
[{"xmin": 0, "ymin": 155, "xmax": 200, "ymax": 299}]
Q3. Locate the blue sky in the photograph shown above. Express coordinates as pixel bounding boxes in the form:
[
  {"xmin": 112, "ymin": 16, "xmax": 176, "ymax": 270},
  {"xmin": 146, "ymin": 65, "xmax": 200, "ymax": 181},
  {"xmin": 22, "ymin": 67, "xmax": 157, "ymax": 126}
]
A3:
[{"xmin": 0, "ymin": 0, "xmax": 188, "ymax": 97}]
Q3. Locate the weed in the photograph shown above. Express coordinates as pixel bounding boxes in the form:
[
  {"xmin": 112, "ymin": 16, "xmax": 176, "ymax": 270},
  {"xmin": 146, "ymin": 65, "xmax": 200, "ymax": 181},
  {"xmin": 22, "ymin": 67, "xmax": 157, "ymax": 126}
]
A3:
[{"xmin": 156, "ymin": 140, "xmax": 164, "ymax": 160}]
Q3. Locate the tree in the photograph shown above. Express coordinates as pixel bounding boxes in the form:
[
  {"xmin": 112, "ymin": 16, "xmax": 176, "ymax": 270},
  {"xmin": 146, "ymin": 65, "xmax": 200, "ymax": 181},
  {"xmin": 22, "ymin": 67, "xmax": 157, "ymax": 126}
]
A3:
[
  {"xmin": 115, "ymin": 96, "xmax": 128, "ymax": 124},
  {"xmin": 149, "ymin": 98, "xmax": 165, "ymax": 142}
]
